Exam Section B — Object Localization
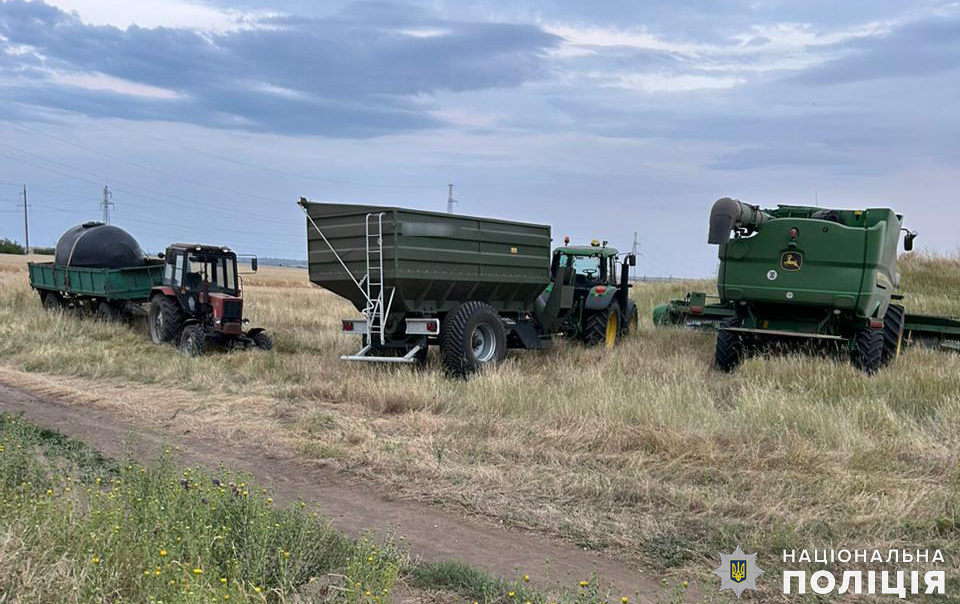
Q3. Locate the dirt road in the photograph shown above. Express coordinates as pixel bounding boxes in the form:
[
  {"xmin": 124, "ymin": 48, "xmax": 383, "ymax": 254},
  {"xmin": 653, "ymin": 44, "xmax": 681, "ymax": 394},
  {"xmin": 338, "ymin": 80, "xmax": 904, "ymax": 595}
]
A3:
[{"xmin": 0, "ymin": 377, "xmax": 661, "ymax": 601}]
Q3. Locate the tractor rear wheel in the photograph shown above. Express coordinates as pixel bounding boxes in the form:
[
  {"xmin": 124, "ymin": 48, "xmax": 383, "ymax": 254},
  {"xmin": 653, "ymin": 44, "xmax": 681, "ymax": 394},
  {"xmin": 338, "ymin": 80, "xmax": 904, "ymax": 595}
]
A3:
[
  {"xmin": 439, "ymin": 301, "xmax": 506, "ymax": 377},
  {"xmin": 149, "ymin": 296, "xmax": 184, "ymax": 344},
  {"xmin": 622, "ymin": 303, "xmax": 639, "ymax": 338},
  {"xmin": 881, "ymin": 303, "xmax": 905, "ymax": 366},
  {"xmin": 851, "ymin": 326, "xmax": 884, "ymax": 374},
  {"xmin": 251, "ymin": 330, "xmax": 273, "ymax": 351},
  {"xmin": 714, "ymin": 319, "xmax": 744, "ymax": 372},
  {"xmin": 178, "ymin": 324, "xmax": 205, "ymax": 357},
  {"xmin": 42, "ymin": 292, "xmax": 63, "ymax": 311},
  {"xmin": 584, "ymin": 301, "xmax": 620, "ymax": 348}
]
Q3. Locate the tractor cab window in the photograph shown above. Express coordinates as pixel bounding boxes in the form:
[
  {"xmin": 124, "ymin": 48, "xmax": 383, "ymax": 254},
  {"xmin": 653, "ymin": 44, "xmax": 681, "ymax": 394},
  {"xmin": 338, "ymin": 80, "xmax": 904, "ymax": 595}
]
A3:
[
  {"xmin": 184, "ymin": 253, "xmax": 238, "ymax": 294},
  {"xmin": 564, "ymin": 254, "xmax": 604, "ymax": 287},
  {"xmin": 608, "ymin": 256, "xmax": 618, "ymax": 286},
  {"xmin": 167, "ymin": 252, "xmax": 184, "ymax": 288}
]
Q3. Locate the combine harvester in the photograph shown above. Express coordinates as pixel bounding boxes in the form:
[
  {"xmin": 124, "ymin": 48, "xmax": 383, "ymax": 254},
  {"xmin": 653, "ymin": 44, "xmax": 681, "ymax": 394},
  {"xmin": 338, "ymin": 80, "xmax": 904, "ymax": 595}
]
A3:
[
  {"xmin": 28, "ymin": 222, "xmax": 271, "ymax": 356},
  {"xmin": 654, "ymin": 198, "xmax": 960, "ymax": 373},
  {"xmin": 298, "ymin": 198, "xmax": 638, "ymax": 376}
]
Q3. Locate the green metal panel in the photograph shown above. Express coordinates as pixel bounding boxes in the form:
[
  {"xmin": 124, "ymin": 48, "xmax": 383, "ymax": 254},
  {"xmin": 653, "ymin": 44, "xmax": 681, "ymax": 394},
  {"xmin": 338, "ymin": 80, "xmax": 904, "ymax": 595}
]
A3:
[
  {"xmin": 28, "ymin": 262, "xmax": 164, "ymax": 301},
  {"xmin": 303, "ymin": 202, "xmax": 552, "ymax": 315},
  {"xmin": 718, "ymin": 207, "xmax": 901, "ymax": 319}
]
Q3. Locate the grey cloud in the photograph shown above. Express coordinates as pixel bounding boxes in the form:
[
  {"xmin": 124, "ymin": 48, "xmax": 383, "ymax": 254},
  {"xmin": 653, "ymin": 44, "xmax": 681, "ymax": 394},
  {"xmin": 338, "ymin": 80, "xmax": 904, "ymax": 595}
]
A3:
[{"xmin": 0, "ymin": 0, "xmax": 561, "ymax": 136}]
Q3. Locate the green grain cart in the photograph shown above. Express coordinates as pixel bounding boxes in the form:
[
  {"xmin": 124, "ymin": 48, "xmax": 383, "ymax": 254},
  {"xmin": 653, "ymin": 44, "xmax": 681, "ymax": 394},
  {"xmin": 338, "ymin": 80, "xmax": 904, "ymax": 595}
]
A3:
[{"xmin": 299, "ymin": 199, "xmax": 637, "ymax": 376}]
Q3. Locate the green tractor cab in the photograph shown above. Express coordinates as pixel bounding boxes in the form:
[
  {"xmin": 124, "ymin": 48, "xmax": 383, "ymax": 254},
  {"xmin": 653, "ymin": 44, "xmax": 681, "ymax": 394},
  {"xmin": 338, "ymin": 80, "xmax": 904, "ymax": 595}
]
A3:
[{"xmin": 538, "ymin": 239, "xmax": 638, "ymax": 348}]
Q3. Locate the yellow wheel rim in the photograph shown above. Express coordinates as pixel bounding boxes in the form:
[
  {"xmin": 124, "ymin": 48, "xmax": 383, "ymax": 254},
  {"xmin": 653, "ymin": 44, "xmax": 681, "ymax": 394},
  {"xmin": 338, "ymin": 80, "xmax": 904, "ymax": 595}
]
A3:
[{"xmin": 605, "ymin": 313, "xmax": 618, "ymax": 348}]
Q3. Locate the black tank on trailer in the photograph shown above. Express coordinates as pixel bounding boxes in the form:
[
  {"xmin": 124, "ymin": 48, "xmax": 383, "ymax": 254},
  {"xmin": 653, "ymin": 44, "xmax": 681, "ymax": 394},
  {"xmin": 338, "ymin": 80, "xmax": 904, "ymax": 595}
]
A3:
[{"xmin": 54, "ymin": 222, "xmax": 146, "ymax": 269}]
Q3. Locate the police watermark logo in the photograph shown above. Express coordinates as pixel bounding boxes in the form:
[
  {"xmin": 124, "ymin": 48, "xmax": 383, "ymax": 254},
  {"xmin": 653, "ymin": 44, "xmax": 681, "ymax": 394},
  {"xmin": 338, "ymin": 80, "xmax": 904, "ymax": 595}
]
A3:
[{"xmin": 713, "ymin": 545, "xmax": 764, "ymax": 599}]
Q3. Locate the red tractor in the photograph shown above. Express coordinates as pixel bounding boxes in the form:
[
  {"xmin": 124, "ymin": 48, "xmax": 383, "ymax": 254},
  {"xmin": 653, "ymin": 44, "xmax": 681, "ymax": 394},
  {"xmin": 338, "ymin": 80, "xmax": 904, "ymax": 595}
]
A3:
[{"xmin": 148, "ymin": 244, "xmax": 272, "ymax": 356}]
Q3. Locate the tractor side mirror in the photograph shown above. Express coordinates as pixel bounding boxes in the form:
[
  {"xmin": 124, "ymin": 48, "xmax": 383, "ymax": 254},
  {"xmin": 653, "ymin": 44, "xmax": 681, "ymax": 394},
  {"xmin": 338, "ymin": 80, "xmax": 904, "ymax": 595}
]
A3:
[
  {"xmin": 157, "ymin": 252, "xmax": 165, "ymax": 259},
  {"xmin": 250, "ymin": 257, "xmax": 258, "ymax": 272},
  {"xmin": 628, "ymin": 254, "xmax": 637, "ymax": 267},
  {"xmin": 904, "ymin": 231, "xmax": 917, "ymax": 252}
]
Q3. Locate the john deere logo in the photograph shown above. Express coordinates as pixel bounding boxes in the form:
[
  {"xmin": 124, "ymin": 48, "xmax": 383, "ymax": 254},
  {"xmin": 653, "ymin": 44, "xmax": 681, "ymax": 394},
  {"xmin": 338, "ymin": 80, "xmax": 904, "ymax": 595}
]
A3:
[
  {"xmin": 780, "ymin": 251, "xmax": 803, "ymax": 271},
  {"xmin": 730, "ymin": 560, "xmax": 747, "ymax": 583},
  {"xmin": 713, "ymin": 545, "xmax": 764, "ymax": 599}
]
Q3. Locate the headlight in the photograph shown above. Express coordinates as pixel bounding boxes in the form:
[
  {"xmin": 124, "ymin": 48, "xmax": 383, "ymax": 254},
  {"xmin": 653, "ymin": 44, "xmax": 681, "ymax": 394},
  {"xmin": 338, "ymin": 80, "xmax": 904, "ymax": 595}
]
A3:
[{"xmin": 187, "ymin": 296, "xmax": 196, "ymax": 311}]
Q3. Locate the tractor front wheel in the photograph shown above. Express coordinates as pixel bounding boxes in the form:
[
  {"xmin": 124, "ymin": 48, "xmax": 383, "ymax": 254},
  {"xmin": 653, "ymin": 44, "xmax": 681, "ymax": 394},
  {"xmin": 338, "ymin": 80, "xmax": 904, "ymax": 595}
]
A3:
[
  {"xmin": 851, "ymin": 326, "xmax": 883, "ymax": 374},
  {"xmin": 584, "ymin": 301, "xmax": 620, "ymax": 348},
  {"xmin": 251, "ymin": 330, "xmax": 273, "ymax": 351},
  {"xmin": 178, "ymin": 324, "xmax": 205, "ymax": 357},
  {"xmin": 881, "ymin": 304, "xmax": 905, "ymax": 366},
  {"xmin": 622, "ymin": 303, "xmax": 639, "ymax": 339},
  {"xmin": 149, "ymin": 296, "xmax": 184, "ymax": 344},
  {"xmin": 439, "ymin": 301, "xmax": 506, "ymax": 377},
  {"xmin": 714, "ymin": 319, "xmax": 744, "ymax": 372}
]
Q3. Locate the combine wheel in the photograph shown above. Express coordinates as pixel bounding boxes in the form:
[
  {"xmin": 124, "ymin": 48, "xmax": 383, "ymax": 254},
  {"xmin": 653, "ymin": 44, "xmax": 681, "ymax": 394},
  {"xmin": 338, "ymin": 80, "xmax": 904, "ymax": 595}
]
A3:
[
  {"xmin": 42, "ymin": 292, "xmax": 64, "ymax": 311},
  {"xmin": 714, "ymin": 319, "xmax": 744, "ymax": 372},
  {"xmin": 178, "ymin": 324, "xmax": 205, "ymax": 357},
  {"xmin": 584, "ymin": 301, "xmax": 620, "ymax": 348},
  {"xmin": 851, "ymin": 326, "xmax": 884, "ymax": 374},
  {"xmin": 149, "ymin": 296, "xmax": 184, "ymax": 344},
  {"xmin": 251, "ymin": 330, "xmax": 274, "ymax": 351},
  {"xmin": 439, "ymin": 301, "xmax": 506, "ymax": 377},
  {"xmin": 881, "ymin": 304, "xmax": 905, "ymax": 366}
]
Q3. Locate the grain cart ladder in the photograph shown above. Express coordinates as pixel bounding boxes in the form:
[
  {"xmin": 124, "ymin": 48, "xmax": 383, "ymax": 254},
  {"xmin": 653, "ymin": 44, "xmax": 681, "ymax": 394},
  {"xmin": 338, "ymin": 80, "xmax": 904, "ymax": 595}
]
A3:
[{"xmin": 299, "ymin": 201, "xmax": 421, "ymax": 363}]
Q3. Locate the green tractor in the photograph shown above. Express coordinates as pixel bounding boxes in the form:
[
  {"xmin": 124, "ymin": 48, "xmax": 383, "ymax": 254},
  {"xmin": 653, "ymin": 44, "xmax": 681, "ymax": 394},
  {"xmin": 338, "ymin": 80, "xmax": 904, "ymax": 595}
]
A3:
[
  {"xmin": 539, "ymin": 238, "xmax": 639, "ymax": 348},
  {"xmin": 702, "ymin": 198, "xmax": 917, "ymax": 373}
]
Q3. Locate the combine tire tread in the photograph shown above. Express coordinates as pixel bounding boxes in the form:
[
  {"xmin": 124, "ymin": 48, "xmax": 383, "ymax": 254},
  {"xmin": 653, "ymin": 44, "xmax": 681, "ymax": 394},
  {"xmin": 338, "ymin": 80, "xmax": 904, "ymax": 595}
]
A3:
[
  {"xmin": 881, "ymin": 304, "xmax": 905, "ymax": 366},
  {"xmin": 715, "ymin": 319, "xmax": 744, "ymax": 372},
  {"xmin": 851, "ymin": 327, "xmax": 884, "ymax": 374}
]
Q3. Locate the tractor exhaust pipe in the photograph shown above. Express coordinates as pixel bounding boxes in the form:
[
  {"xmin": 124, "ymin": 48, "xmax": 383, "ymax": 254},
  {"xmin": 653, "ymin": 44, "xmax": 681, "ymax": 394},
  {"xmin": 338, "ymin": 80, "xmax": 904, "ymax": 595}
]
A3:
[{"xmin": 707, "ymin": 197, "xmax": 770, "ymax": 245}]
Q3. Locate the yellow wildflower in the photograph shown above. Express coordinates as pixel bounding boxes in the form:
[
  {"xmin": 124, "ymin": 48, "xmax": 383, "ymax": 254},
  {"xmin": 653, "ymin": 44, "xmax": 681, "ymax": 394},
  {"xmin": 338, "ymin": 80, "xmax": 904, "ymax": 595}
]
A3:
[
  {"xmin": 193, "ymin": 568, "xmax": 203, "ymax": 575},
  {"xmin": 579, "ymin": 581, "xmax": 589, "ymax": 588}
]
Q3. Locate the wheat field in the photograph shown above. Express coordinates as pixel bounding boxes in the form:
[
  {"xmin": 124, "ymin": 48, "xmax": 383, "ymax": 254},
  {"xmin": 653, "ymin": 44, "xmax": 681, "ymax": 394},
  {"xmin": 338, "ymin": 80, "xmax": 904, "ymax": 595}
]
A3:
[{"xmin": 1, "ymin": 252, "xmax": 959, "ymax": 588}]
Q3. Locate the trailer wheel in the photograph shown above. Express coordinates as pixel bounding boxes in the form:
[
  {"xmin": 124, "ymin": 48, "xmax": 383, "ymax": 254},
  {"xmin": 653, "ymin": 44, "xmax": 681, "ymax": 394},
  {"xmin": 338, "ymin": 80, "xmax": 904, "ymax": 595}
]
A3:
[
  {"xmin": 851, "ymin": 326, "xmax": 884, "ymax": 374},
  {"xmin": 178, "ymin": 324, "xmax": 205, "ymax": 357},
  {"xmin": 96, "ymin": 301, "xmax": 119, "ymax": 322},
  {"xmin": 715, "ymin": 319, "xmax": 744, "ymax": 372},
  {"xmin": 149, "ymin": 296, "xmax": 184, "ymax": 344},
  {"xmin": 881, "ymin": 303, "xmax": 905, "ymax": 366},
  {"xmin": 251, "ymin": 330, "xmax": 273, "ymax": 351},
  {"xmin": 440, "ymin": 302, "xmax": 506, "ymax": 377},
  {"xmin": 584, "ymin": 301, "xmax": 620, "ymax": 348},
  {"xmin": 42, "ymin": 292, "xmax": 63, "ymax": 311}
]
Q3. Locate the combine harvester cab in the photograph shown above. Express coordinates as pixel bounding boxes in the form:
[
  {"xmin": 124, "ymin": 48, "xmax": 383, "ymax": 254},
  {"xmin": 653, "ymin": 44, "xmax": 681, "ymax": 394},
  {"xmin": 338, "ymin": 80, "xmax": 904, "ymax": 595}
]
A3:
[
  {"xmin": 705, "ymin": 198, "xmax": 916, "ymax": 373},
  {"xmin": 298, "ymin": 198, "xmax": 637, "ymax": 377}
]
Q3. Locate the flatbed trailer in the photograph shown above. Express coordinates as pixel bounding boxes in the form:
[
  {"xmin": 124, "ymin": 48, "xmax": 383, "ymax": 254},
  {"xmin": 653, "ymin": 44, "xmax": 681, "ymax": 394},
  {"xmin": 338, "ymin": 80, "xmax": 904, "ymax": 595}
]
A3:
[{"xmin": 28, "ymin": 260, "xmax": 164, "ymax": 317}]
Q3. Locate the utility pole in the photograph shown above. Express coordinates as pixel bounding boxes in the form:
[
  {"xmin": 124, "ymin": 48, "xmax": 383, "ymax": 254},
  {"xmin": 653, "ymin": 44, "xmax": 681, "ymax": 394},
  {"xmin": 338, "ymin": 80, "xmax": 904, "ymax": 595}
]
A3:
[
  {"xmin": 631, "ymin": 231, "xmax": 639, "ymax": 281},
  {"xmin": 101, "ymin": 185, "xmax": 114, "ymax": 224},
  {"xmin": 20, "ymin": 185, "xmax": 29, "ymax": 254},
  {"xmin": 446, "ymin": 184, "xmax": 458, "ymax": 214}
]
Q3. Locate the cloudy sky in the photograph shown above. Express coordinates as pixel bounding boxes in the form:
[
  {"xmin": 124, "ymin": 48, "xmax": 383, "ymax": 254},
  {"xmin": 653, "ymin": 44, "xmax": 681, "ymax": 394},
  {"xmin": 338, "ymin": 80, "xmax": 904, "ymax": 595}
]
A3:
[{"xmin": 0, "ymin": 0, "xmax": 956, "ymax": 275}]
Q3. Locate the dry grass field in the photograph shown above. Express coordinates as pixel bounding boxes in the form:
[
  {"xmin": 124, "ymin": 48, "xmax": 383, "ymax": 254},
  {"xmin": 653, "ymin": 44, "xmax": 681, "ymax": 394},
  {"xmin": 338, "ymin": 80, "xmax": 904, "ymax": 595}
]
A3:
[{"xmin": 2, "ymin": 252, "xmax": 960, "ymax": 591}]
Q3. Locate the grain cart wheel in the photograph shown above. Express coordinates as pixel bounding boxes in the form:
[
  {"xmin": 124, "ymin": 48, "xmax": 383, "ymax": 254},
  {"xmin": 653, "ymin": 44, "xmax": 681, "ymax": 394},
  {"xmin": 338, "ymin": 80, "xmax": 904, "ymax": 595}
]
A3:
[
  {"xmin": 881, "ymin": 304, "xmax": 906, "ymax": 366},
  {"xmin": 584, "ymin": 301, "xmax": 621, "ymax": 348},
  {"xmin": 149, "ymin": 296, "xmax": 184, "ymax": 344},
  {"xmin": 851, "ymin": 326, "xmax": 884, "ymax": 374},
  {"xmin": 440, "ymin": 301, "xmax": 506, "ymax": 377},
  {"xmin": 96, "ymin": 301, "xmax": 119, "ymax": 322},
  {"xmin": 715, "ymin": 319, "xmax": 745, "ymax": 372},
  {"xmin": 42, "ymin": 292, "xmax": 64, "ymax": 311},
  {"xmin": 178, "ymin": 324, "xmax": 205, "ymax": 357},
  {"xmin": 251, "ymin": 330, "xmax": 273, "ymax": 351}
]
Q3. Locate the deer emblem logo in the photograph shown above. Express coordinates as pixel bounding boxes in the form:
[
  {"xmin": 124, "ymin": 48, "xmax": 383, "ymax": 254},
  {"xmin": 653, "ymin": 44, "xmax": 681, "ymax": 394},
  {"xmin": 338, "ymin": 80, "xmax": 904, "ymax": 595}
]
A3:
[{"xmin": 780, "ymin": 252, "xmax": 803, "ymax": 271}]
